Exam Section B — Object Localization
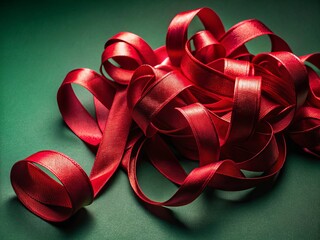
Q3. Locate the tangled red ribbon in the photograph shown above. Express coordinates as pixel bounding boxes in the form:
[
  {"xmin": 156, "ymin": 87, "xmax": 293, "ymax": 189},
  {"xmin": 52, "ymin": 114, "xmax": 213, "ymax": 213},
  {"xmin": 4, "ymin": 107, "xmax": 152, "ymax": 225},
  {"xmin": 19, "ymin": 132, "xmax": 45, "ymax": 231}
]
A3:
[{"xmin": 11, "ymin": 7, "xmax": 320, "ymax": 222}]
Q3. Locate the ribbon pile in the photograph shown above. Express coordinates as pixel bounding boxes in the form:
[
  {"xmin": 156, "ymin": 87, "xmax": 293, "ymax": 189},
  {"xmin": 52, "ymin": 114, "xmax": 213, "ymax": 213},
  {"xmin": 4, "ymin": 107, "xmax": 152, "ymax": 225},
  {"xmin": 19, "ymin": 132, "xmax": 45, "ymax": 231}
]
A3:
[{"xmin": 11, "ymin": 7, "xmax": 319, "ymax": 222}]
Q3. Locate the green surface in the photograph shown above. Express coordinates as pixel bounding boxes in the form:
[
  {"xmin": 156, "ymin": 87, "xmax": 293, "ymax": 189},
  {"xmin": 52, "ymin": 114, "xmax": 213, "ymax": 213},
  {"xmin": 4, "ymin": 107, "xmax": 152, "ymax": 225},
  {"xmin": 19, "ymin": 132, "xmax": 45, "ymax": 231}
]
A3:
[{"xmin": 1, "ymin": 0, "xmax": 319, "ymax": 239}]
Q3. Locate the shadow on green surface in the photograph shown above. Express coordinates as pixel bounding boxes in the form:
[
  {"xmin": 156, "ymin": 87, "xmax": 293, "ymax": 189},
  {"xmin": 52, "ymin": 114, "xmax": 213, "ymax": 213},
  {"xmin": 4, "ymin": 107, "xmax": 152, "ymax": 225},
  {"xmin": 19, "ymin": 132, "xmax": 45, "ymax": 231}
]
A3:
[
  {"xmin": 5, "ymin": 197, "xmax": 95, "ymax": 236},
  {"xmin": 138, "ymin": 201, "xmax": 190, "ymax": 229},
  {"xmin": 131, "ymin": 159, "xmax": 287, "ymax": 232},
  {"xmin": 286, "ymin": 137, "xmax": 320, "ymax": 162},
  {"xmin": 50, "ymin": 208, "xmax": 94, "ymax": 234},
  {"xmin": 216, "ymin": 164, "xmax": 286, "ymax": 203}
]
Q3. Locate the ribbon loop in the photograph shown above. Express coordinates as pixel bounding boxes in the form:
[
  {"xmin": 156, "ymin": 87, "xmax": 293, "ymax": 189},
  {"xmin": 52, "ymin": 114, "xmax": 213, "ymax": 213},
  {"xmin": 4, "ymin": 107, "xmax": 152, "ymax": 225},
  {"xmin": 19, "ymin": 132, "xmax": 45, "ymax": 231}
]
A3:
[
  {"xmin": 101, "ymin": 32, "xmax": 158, "ymax": 84},
  {"xmin": 10, "ymin": 151, "xmax": 93, "ymax": 222},
  {"xmin": 166, "ymin": 7, "xmax": 225, "ymax": 66},
  {"xmin": 57, "ymin": 68, "xmax": 115, "ymax": 146}
]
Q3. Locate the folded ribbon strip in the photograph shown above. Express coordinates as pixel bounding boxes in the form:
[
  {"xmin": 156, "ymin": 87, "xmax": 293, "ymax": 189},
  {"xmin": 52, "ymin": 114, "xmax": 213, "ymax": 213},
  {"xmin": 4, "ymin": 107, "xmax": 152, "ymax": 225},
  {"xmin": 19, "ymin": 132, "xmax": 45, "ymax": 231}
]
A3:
[{"xmin": 11, "ymin": 7, "xmax": 320, "ymax": 222}]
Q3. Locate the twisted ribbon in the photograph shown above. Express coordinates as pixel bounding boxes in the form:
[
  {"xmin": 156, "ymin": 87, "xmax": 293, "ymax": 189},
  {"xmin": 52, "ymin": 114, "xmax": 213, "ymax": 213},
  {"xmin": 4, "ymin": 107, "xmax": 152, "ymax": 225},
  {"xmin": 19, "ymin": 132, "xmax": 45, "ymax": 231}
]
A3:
[{"xmin": 11, "ymin": 7, "xmax": 319, "ymax": 222}]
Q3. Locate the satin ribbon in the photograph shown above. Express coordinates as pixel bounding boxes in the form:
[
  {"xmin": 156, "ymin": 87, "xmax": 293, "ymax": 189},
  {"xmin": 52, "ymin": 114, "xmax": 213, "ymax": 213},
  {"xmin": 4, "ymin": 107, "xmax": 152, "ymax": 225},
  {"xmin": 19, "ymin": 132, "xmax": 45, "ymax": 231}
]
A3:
[{"xmin": 10, "ymin": 7, "xmax": 320, "ymax": 222}]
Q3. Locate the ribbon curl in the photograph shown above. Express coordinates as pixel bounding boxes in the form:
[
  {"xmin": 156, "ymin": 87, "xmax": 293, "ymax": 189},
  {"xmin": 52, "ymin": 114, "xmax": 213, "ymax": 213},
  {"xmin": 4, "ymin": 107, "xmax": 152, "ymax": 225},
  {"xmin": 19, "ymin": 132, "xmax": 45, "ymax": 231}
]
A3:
[{"xmin": 10, "ymin": 7, "xmax": 319, "ymax": 222}]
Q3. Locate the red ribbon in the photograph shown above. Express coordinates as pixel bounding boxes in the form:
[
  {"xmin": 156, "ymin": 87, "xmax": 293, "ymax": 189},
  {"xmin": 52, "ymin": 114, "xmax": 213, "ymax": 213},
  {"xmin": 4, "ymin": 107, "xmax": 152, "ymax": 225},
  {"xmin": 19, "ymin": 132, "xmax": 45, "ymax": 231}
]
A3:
[{"xmin": 10, "ymin": 7, "xmax": 320, "ymax": 222}]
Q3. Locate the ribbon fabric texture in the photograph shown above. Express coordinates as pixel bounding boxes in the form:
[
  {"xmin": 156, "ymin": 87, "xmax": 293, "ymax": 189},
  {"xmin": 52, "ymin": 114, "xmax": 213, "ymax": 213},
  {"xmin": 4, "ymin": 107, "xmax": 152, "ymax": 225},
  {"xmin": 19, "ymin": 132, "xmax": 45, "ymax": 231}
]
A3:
[{"xmin": 10, "ymin": 7, "xmax": 320, "ymax": 222}]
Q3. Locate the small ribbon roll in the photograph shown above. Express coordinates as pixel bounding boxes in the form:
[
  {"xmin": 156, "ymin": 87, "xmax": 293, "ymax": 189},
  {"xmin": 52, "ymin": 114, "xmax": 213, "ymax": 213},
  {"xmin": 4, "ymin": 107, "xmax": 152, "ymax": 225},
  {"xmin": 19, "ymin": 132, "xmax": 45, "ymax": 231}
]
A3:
[{"xmin": 11, "ymin": 151, "xmax": 93, "ymax": 222}]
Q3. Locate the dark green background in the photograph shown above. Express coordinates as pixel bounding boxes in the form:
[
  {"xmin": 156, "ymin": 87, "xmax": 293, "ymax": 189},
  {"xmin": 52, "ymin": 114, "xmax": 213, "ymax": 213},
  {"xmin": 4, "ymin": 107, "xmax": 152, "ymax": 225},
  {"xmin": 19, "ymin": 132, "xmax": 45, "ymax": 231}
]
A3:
[{"xmin": 1, "ymin": 0, "xmax": 319, "ymax": 239}]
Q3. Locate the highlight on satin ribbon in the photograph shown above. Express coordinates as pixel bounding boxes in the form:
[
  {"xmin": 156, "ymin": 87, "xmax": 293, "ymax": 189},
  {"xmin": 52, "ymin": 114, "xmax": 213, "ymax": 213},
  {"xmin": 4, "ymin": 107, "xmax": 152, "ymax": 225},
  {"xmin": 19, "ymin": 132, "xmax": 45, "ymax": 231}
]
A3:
[{"xmin": 10, "ymin": 7, "xmax": 320, "ymax": 222}]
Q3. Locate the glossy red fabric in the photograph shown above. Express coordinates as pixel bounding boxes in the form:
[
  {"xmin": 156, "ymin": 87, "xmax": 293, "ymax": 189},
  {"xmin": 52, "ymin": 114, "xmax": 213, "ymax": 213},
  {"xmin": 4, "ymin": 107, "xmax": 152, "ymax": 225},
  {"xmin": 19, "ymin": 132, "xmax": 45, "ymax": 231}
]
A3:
[{"xmin": 11, "ymin": 7, "xmax": 320, "ymax": 222}]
